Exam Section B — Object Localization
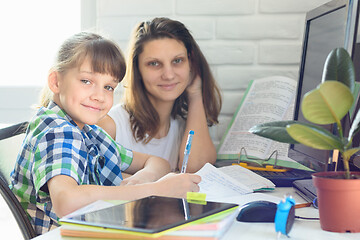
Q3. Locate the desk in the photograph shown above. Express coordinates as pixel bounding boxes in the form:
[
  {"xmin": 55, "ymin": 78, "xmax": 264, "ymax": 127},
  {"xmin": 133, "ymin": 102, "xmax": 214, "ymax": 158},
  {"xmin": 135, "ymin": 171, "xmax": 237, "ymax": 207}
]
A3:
[{"xmin": 33, "ymin": 187, "xmax": 360, "ymax": 240}]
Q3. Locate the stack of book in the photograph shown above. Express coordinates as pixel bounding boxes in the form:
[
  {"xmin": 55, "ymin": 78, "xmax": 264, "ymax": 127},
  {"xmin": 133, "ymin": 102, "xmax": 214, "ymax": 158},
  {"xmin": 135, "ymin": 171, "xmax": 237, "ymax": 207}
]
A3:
[{"xmin": 59, "ymin": 197, "xmax": 239, "ymax": 240}]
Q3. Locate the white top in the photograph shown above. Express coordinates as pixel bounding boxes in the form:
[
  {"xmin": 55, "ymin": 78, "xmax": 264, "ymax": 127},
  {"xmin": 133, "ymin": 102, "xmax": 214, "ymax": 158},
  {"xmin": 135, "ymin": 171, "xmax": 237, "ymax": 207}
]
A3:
[{"xmin": 108, "ymin": 104, "xmax": 186, "ymax": 171}]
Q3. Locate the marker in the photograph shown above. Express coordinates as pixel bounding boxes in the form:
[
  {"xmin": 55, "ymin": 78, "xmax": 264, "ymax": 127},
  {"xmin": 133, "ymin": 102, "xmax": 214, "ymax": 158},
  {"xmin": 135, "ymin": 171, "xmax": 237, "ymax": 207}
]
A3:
[{"xmin": 181, "ymin": 130, "xmax": 194, "ymax": 173}]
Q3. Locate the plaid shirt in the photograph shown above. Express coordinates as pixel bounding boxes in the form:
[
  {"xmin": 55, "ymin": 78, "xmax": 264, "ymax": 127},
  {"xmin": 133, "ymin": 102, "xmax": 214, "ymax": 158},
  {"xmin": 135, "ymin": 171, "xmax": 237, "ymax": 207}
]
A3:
[{"xmin": 10, "ymin": 101, "xmax": 133, "ymax": 235}]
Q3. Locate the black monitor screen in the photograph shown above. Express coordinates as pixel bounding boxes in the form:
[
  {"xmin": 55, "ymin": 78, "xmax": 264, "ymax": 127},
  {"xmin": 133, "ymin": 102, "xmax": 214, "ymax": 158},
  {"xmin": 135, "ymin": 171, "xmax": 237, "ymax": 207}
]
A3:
[{"xmin": 289, "ymin": 1, "xmax": 348, "ymax": 172}]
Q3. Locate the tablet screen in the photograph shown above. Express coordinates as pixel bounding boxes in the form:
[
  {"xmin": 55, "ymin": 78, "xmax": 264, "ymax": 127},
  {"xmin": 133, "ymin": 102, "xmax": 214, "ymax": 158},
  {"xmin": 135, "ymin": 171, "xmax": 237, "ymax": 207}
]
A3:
[{"xmin": 60, "ymin": 196, "xmax": 238, "ymax": 234}]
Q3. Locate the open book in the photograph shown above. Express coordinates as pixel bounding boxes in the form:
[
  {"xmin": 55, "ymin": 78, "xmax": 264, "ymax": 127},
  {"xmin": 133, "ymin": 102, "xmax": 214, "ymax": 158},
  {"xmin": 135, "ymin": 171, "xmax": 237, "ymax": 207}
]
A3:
[
  {"xmin": 216, "ymin": 76, "xmax": 310, "ymax": 170},
  {"xmin": 196, "ymin": 163, "xmax": 275, "ymax": 201}
]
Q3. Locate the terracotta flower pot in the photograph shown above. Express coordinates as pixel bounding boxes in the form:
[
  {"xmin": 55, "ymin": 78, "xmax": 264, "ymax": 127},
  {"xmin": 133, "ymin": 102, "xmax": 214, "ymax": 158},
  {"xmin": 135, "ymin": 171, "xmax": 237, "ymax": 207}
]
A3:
[{"xmin": 312, "ymin": 171, "xmax": 360, "ymax": 233}]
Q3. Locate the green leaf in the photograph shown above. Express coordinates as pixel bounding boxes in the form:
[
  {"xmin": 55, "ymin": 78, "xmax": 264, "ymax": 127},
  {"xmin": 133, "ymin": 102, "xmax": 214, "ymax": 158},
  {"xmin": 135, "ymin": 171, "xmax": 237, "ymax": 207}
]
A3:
[
  {"xmin": 249, "ymin": 121, "xmax": 299, "ymax": 144},
  {"xmin": 322, "ymin": 48, "xmax": 355, "ymax": 93},
  {"xmin": 349, "ymin": 110, "xmax": 360, "ymax": 141},
  {"xmin": 343, "ymin": 148, "xmax": 360, "ymax": 161},
  {"xmin": 301, "ymin": 81, "xmax": 353, "ymax": 125},
  {"xmin": 286, "ymin": 123, "xmax": 344, "ymax": 150}
]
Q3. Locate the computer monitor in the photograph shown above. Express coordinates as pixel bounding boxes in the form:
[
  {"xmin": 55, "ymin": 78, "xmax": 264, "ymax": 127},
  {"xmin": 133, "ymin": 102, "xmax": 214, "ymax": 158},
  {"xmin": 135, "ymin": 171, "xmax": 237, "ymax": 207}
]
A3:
[{"xmin": 288, "ymin": 0, "xmax": 360, "ymax": 172}]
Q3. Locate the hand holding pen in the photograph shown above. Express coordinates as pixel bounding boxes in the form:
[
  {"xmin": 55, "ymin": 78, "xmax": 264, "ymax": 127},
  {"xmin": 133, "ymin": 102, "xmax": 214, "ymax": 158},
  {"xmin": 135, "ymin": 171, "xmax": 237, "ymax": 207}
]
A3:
[{"xmin": 181, "ymin": 130, "xmax": 194, "ymax": 173}]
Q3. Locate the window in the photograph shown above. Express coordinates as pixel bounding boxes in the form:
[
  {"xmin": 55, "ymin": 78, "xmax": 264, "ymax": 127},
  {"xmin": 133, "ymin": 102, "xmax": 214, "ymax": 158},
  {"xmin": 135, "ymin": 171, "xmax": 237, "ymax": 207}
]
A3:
[{"xmin": 0, "ymin": 0, "xmax": 81, "ymax": 86}]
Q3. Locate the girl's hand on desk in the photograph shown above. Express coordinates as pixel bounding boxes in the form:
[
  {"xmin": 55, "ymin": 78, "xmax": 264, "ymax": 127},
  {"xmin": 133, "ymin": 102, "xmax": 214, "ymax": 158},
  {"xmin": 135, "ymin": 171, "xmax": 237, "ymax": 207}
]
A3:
[
  {"xmin": 154, "ymin": 173, "xmax": 201, "ymax": 198},
  {"xmin": 123, "ymin": 152, "xmax": 171, "ymax": 185},
  {"xmin": 120, "ymin": 170, "xmax": 158, "ymax": 186}
]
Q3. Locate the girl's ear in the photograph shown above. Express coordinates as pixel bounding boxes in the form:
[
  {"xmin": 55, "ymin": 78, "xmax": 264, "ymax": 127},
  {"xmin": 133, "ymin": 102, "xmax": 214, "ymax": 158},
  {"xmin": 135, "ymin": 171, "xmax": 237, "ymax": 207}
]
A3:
[{"xmin": 48, "ymin": 71, "xmax": 60, "ymax": 94}]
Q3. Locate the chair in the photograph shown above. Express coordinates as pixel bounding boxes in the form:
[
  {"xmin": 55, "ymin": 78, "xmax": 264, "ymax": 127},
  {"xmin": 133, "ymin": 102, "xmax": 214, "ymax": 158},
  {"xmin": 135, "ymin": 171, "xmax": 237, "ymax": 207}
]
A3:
[{"xmin": 0, "ymin": 122, "xmax": 37, "ymax": 239}]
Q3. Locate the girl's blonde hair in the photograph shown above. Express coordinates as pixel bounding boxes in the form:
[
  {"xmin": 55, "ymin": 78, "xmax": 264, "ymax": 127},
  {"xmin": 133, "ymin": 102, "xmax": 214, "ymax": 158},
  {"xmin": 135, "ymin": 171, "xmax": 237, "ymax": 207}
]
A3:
[{"xmin": 39, "ymin": 32, "xmax": 126, "ymax": 107}]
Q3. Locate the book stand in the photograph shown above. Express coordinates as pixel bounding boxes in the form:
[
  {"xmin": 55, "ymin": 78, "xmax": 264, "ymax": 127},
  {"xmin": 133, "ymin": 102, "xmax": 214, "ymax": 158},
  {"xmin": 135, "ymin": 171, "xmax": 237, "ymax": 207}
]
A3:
[{"xmin": 238, "ymin": 147, "xmax": 280, "ymax": 168}]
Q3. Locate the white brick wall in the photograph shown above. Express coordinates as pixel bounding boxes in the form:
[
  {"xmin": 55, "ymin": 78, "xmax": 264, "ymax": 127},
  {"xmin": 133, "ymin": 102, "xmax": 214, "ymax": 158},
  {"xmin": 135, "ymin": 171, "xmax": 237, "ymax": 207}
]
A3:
[
  {"xmin": 91, "ymin": 0, "xmax": 330, "ymax": 145},
  {"xmin": 0, "ymin": 0, "xmax": 332, "ymax": 143}
]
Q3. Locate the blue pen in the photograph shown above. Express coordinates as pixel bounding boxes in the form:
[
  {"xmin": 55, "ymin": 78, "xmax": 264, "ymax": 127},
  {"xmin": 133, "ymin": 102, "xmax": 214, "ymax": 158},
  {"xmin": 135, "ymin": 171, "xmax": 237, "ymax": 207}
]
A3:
[{"xmin": 181, "ymin": 130, "xmax": 194, "ymax": 173}]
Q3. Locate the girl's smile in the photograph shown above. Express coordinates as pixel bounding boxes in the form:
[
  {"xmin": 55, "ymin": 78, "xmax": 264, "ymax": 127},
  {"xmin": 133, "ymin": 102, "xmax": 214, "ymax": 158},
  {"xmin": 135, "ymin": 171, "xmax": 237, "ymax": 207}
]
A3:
[
  {"xmin": 158, "ymin": 82, "xmax": 179, "ymax": 91},
  {"xmin": 81, "ymin": 103, "xmax": 103, "ymax": 112}
]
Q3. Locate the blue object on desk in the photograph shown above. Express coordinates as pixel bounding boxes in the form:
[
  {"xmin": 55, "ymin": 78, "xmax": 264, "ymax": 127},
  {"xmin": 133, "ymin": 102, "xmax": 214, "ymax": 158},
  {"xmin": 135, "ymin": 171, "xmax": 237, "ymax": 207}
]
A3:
[
  {"xmin": 181, "ymin": 130, "xmax": 194, "ymax": 173},
  {"xmin": 236, "ymin": 200, "xmax": 277, "ymax": 222},
  {"xmin": 313, "ymin": 197, "xmax": 318, "ymax": 209},
  {"xmin": 275, "ymin": 196, "xmax": 296, "ymax": 236}
]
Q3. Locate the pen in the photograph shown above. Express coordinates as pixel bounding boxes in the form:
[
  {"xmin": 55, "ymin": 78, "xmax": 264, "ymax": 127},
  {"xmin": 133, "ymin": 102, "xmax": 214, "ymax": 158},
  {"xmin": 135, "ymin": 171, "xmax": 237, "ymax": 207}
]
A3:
[
  {"xmin": 182, "ymin": 198, "xmax": 190, "ymax": 220},
  {"xmin": 181, "ymin": 130, "xmax": 194, "ymax": 173},
  {"xmin": 294, "ymin": 202, "xmax": 312, "ymax": 209}
]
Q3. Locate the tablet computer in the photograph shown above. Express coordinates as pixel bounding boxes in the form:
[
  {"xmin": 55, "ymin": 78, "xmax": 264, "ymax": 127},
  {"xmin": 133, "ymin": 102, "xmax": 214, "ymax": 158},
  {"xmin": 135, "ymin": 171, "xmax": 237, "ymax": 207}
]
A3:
[{"xmin": 59, "ymin": 196, "xmax": 238, "ymax": 235}]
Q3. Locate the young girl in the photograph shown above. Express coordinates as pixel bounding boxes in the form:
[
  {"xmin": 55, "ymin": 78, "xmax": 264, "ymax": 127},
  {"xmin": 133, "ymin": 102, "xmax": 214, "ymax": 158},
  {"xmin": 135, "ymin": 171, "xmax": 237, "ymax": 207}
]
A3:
[
  {"xmin": 10, "ymin": 32, "xmax": 200, "ymax": 235},
  {"xmin": 98, "ymin": 18, "xmax": 222, "ymax": 172}
]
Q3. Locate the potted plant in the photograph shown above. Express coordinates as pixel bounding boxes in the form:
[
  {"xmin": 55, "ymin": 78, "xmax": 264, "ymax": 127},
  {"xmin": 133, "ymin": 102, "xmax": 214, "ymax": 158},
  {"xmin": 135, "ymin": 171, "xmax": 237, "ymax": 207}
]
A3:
[{"xmin": 249, "ymin": 47, "xmax": 360, "ymax": 233}]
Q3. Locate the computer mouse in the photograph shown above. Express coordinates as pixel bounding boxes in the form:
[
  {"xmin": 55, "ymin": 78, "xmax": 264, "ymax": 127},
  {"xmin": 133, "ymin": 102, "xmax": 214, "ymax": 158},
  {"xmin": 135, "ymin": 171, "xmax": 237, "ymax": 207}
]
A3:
[{"xmin": 236, "ymin": 200, "xmax": 277, "ymax": 222}]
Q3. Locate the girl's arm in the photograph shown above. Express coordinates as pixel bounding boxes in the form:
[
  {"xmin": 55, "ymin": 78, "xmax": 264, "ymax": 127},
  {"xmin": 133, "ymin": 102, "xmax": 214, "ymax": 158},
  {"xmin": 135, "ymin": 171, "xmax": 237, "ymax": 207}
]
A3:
[
  {"xmin": 178, "ymin": 75, "xmax": 217, "ymax": 173},
  {"xmin": 98, "ymin": 117, "xmax": 170, "ymax": 183},
  {"xmin": 121, "ymin": 151, "xmax": 171, "ymax": 185},
  {"xmin": 97, "ymin": 115, "xmax": 117, "ymax": 139},
  {"xmin": 47, "ymin": 172, "xmax": 201, "ymax": 217}
]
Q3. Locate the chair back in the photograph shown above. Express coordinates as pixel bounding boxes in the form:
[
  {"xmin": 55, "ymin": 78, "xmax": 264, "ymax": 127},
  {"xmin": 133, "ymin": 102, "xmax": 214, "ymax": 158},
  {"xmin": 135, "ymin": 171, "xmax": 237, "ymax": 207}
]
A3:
[
  {"xmin": 0, "ymin": 122, "xmax": 37, "ymax": 239},
  {"xmin": 0, "ymin": 122, "xmax": 28, "ymax": 185}
]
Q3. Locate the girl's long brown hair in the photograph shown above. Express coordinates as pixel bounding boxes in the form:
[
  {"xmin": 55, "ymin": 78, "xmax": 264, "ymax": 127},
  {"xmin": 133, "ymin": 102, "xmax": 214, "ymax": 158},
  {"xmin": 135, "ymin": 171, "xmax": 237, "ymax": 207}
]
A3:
[{"xmin": 124, "ymin": 18, "xmax": 222, "ymax": 143}]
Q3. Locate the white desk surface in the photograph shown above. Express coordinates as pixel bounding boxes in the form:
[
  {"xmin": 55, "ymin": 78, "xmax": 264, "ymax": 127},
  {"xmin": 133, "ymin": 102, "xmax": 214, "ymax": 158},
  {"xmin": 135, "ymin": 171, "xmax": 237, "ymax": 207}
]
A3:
[{"xmin": 33, "ymin": 187, "xmax": 360, "ymax": 240}]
